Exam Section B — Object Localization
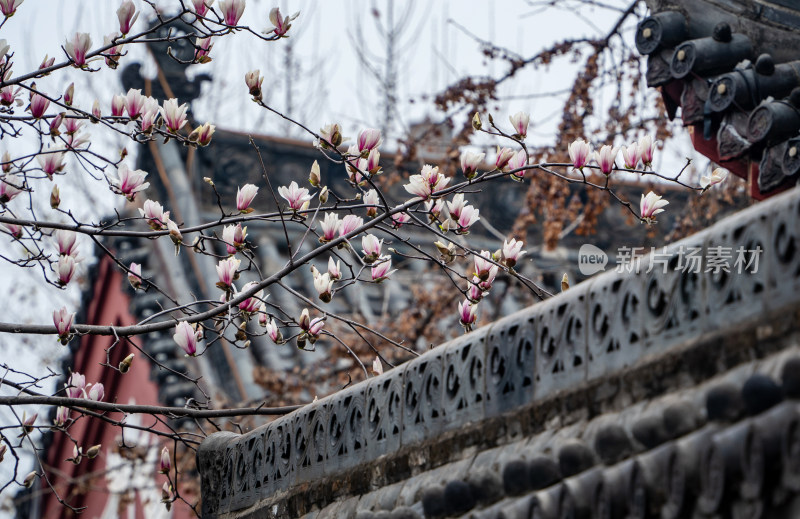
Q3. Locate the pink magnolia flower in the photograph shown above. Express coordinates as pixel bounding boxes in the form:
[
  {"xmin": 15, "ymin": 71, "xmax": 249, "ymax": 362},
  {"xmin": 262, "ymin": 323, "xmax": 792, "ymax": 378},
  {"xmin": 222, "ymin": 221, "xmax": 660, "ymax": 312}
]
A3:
[
  {"xmin": 507, "ymin": 149, "xmax": 528, "ymax": 180},
  {"xmin": 362, "ymin": 234, "xmax": 383, "ymax": 263},
  {"xmin": 3, "ymin": 222, "xmax": 22, "ymax": 238},
  {"xmin": 568, "ymin": 138, "xmax": 592, "ymax": 170},
  {"xmin": 216, "ymin": 257, "xmax": 240, "ymax": 288},
  {"xmin": 103, "ymin": 33, "xmax": 123, "ymax": 69},
  {"xmin": 64, "ymin": 83, "xmax": 74, "ymax": 106},
  {"xmin": 328, "ymin": 257, "xmax": 341, "ymax": 280},
  {"xmin": 48, "ymin": 113, "xmax": 64, "ymax": 136},
  {"xmin": 111, "ymin": 94, "xmax": 126, "ymax": 117},
  {"xmin": 391, "ymin": 210, "xmax": 410, "ymax": 227},
  {"xmin": 638, "ymin": 135, "xmax": 655, "ymax": 167},
  {"xmin": 53, "ymin": 307, "xmax": 74, "ymax": 341},
  {"xmin": 160, "ymin": 98, "xmax": 188, "ymax": 133},
  {"xmin": 265, "ymin": 316, "xmax": 283, "ymax": 344},
  {"xmin": 194, "ymin": 37, "xmax": 213, "ymax": 63},
  {"xmin": 621, "ymin": 143, "xmax": 640, "ymax": 170},
  {"xmin": 317, "ymin": 123, "xmax": 343, "ymax": 149},
  {"xmin": 268, "ymin": 7, "xmax": 299, "ymax": 37},
  {"xmin": 22, "ymin": 412, "xmax": 37, "ymax": 434},
  {"xmin": 160, "ymin": 446, "xmax": 171, "ymax": 474},
  {"xmin": 313, "ymin": 270, "xmax": 333, "ymax": 302},
  {"xmin": 65, "ymin": 372, "xmax": 85, "ymax": 398},
  {"xmin": 594, "ymin": 145, "xmax": 618, "ymax": 175},
  {"xmin": 509, "ymin": 111, "xmax": 530, "ymax": 139},
  {"xmin": 192, "ymin": 0, "xmax": 213, "ymax": 16},
  {"xmin": 0, "ymin": 82, "xmax": 20, "ymax": 107},
  {"xmin": 339, "ymin": 214, "xmax": 363, "ymax": 237},
  {"xmin": 63, "ymin": 117, "xmax": 83, "ymax": 135},
  {"xmin": 364, "ymin": 148, "xmax": 381, "ymax": 174},
  {"xmin": 298, "ymin": 308, "xmax": 324, "ymax": 337},
  {"xmin": 0, "ymin": 0, "xmax": 23, "ymax": 17},
  {"xmin": 29, "ymin": 92, "xmax": 49, "ymax": 119},
  {"xmin": 219, "ymin": 0, "xmax": 245, "ymax": 26},
  {"xmin": 456, "ymin": 205, "xmax": 480, "ymax": 233},
  {"xmin": 0, "ymin": 174, "xmax": 22, "ymax": 203},
  {"xmin": 245, "ymin": 69, "xmax": 263, "ymax": 99},
  {"xmin": 502, "ymin": 238, "xmax": 526, "ymax": 268},
  {"xmin": 371, "ymin": 257, "xmax": 395, "ymax": 283},
  {"xmin": 357, "ymin": 128, "xmax": 382, "ymax": 153},
  {"xmin": 495, "ymin": 147, "xmax": 515, "ymax": 171},
  {"xmin": 474, "ymin": 251, "xmax": 498, "ymax": 281},
  {"xmin": 39, "ymin": 54, "xmax": 54, "ymax": 70},
  {"xmin": 238, "ymin": 281, "xmax": 263, "ymax": 313},
  {"xmin": 128, "ymin": 262, "xmax": 142, "ymax": 289},
  {"xmin": 447, "ymin": 193, "xmax": 467, "ymax": 222},
  {"xmin": 640, "ymin": 191, "xmax": 668, "ymax": 223},
  {"xmin": 222, "ymin": 223, "xmax": 247, "ymax": 254},
  {"xmin": 65, "ymin": 33, "xmax": 92, "ymax": 68},
  {"xmin": 112, "ymin": 164, "xmax": 150, "ymax": 201},
  {"xmin": 92, "ymin": 99, "xmax": 101, "ymax": 119},
  {"xmin": 461, "ymin": 150, "xmax": 484, "ymax": 179},
  {"xmin": 420, "ymin": 164, "xmax": 450, "ymax": 190},
  {"xmin": 54, "ymin": 406, "xmax": 69, "ymax": 427},
  {"xmin": 188, "ymin": 122, "xmax": 215, "ymax": 145},
  {"xmin": 65, "ymin": 132, "xmax": 89, "ymax": 151},
  {"xmin": 87, "ymin": 383, "xmax": 104, "ymax": 401},
  {"xmin": 466, "ymin": 277, "xmax": 484, "ymax": 303},
  {"xmin": 173, "ymin": 321, "xmax": 201, "ymax": 356},
  {"xmin": 319, "ymin": 213, "xmax": 340, "ymax": 242},
  {"xmin": 700, "ymin": 168, "xmax": 727, "ymax": 189},
  {"xmin": 364, "ymin": 189, "xmax": 379, "ymax": 218},
  {"xmin": 458, "ymin": 299, "xmax": 478, "ymax": 330},
  {"xmin": 56, "ymin": 255, "xmax": 76, "ymax": 286},
  {"xmin": 37, "ymin": 146, "xmax": 66, "ymax": 180},
  {"xmin": 277, "ymin": 181, "xmax": 313, "ymax": 211},
  {"xmin": 139, "ymin": 200, "xmax": 169, "ymax": 229},
  {"xmin": 236, "ymin": 184, "xmax": 258, "ymax": 213},
  {"xmin": 117, "ymin": 0, "xmax": 138, "ymax": 35},
  {"xmin": 125, "ymin": 88, "xmax": 146, "ymax": 119},
  {"xmin": 55, "ymin": 230, "xmax": 78, "ymax": 257},
  {"xmin": 404, "ymin": 176, "xmax": 431, "ymax": 199}
]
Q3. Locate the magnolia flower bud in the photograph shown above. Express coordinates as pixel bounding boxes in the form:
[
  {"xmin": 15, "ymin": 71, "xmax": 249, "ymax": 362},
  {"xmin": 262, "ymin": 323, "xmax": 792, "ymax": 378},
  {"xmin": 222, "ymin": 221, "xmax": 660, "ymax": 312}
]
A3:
[
  {"xmin": 50, "ymin": 185, "xmax": 60, "ymax": 209},
  {"xmin": 128, "ymin": 262, "xmax": 142, "ymax": 290},
  {"xmin": 86, "ymin": 444, "xmax": 101, "ymax": 459},
  {"xmin": 119, "ymin": 353, "xmax": 134, "ymax": 373},
  {"xmin": 319, "ymin": 186, "xmax": 328, "ymax": 204},
  {"xmin": 64, "ymin": 83, "xmax": 74, "ymax": 106},
  {"xmin": 91, "ymin": 99, "xmax": 101, "ymax": 122},
  {"xmin": 23, "ymin": 471, "xmax": 36, "ymax": 488},
  {"xmin": 472, "ymin": 112, "xmax": 482, "ymax": 131},
  {"xmin": 160, "ymin": 446, "xmax": 171, "ymax": 473},
  {"xmin": 372, "ymin": 357, "xmax": 383, "ymax": 376},
  {"xmin": 561, "ymin": 273, "xmax": 569, "ymax": 292},
  {"xmin": 309, "ymin": 160, "xmax": 321, "ymax": 187},
  {"xmin": 2, "ymin": 151, "xmax": 11, "ymax": 173}
]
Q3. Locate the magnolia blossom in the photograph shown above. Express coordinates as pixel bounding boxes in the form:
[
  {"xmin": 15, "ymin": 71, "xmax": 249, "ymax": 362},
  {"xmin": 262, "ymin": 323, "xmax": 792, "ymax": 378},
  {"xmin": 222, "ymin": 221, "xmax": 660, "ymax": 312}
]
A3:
[
  {"xmin": 245, "ymin": 69, "xmax": 264, "ymax": 99},
  {"xmin": 640, "ymin": 191, "xmax": 669, "ymax": 223},
  {"xmin": 265, "ymin": 316, "xmax": 283, "ymax": 344},
  {"xmin": 216, "ymin": 257, "xmax": 240, "ymax": 288},
  {"xmin": 594, "ymin": 145, "xmax": 618, "ymax": 175},
  {"xmin": 364, "ymin": 148, "xmax": 381, "ymax": 174},
  {"xmin": 218, "ymin": 0, "xmax": 245, "ymax": 26},
  {"xmin": 456, "ymin": 205, "xmax": 480, "ymax": 233},
  {"xmin": 112, "ymin": 164, "xmax": 150, "ymax": 201},
  {"xmin": 238, "ymin": 282, "xmax": 263, "ymax": 313},
  {"xmin": 313, "ymin": 271, "xmax": 334, "ymax": 302},
  {"xmin": 87, "ymin": 383, "xmax": 104, "ymax": 401},
  {"xmin": 29, "ymin": 92, "xmax": 49, "ymax": 119},
  {"xmin": 54, "ymin": 406, "xmax": 69, "ymax": 427},
  {"xmin": 53, "ymin": 307, "xmax": 74, "ymax": 341},
  {"xmin": 55, "ymin": 230, "xmax": 78, "ymax": 257},
  {"xmin": 128, "ymin": 262, "xmax": 142, "ymax": 290},
  {"xmin": 509, "ymin": 111, "xmax": 530, "ymax": 139},
  {"xmin": 269, "ymin": 7, "xmax": 299, "ymax": 37},
  {"xmin": 0, "ymin": 174, "xmax": 22, "ymax": 203},
  {"xmin": 364, "ymin": 189, "xmax": 379, "ymax": 218},
  {"xmin": 103, "ymin": 33, "xmax": 123, "ymax": 69},
  {"xmin": 189, "ymin": 122, "xmax": 215, "ymax": 145},
  {"xmin": 222, "ymin": 223, "xmax": 247, "ymax": 254},
  {"xmin": 319, "ymin": 213, "xmax": 341, "ymax": 242},
  {"xmin": 466, "ymin": 278, "xmax": 484, "ymax": 303},
  {"xmin": 194, "ymin": 37, "xmax": 213, "ymax": 63},
  {"xmin": 458, "ymin": 299, "xmax": 478, "ymax": 330},
  {"xmin": 700, "ymin": 168, "xmax": 728, "ymax": 189},
  {"xmin": 621, "ymin": 143, "xmax": 640, "ymax": 170},
  {"xmin": 371, "ymin": 257, "xmax": 395, "ymax": 283},
  {"xmin": 37, "ymin": 146, "xmax": 65, "ymax": 179},
  {"xmin": 22, "ymin": 472, "xmax": 36, "ymax": 488},
  {"xmin": 318, "ymin": 123, "xmax": 343, "ymax": 149},
  {"xmin": 3, "ymin": 222, "xmax": 22, "ymax": 238},
  {"xmin": 66, "ymin": 372, "xmax": 86, "ymax": 398},
  {"xmin": 192, "ymin": 0, "xmax": 213, "ymax": 16},
  {"xmin": 357, "ymin": 128, "xmax": 382, "ymax": 154},
  {"xmin": 298, "ymin": 308, "xmax": 324, "ymax": 338},
  {"xmin": 50, "ymin": 185, "xmax": 60, "ymax": 209},
  {"xmin": 125, "ymin": 88, "xmax": 146, "ymax": 119},
  {"xmin": 160, "ymin": 98, "xmax": 189, "ymax": 133},
  {"xmin": 91, "ymin": 99, "xmax": 101, "ymax": 119},
  {"xmin": 507, "ymin": 149, "xmax": 528, "ymax": 180},
  {"xmin": 405, "ymin": 164, "xmax": 450, "ymax": 199},
  {"xmin": 391, "ymin": 210, "xmax": 410, "ymax": 227},
  {"xmin": 65, "ymin": 33, "xmax": 92, "ymax": 67},
  {"xmin": 502, "ymin": 238, "xmax": 526, "ymax": 268},
  {"xmin": 160, "ymin": 446, "xmax": 171, "ymax": 474},
  {"xmin": 372, "ymin": 357, "xmax": 383, "ymax": 376},
  {"xmin": 56, "ymin": 255, "xmax": 76, "ymax": 286},
  {"xmin": 461, "ymin": 150, "xmax": 484, "ymax": 179},
  {"xmin": 139, "ymin": 200, "xmax": 169, "ymax": 229},
  {"xmin": 447, "ymin": 193, "xmax": 468, "ymax": 222},
  {"xmin": 425, "ymin": 199, "xmax": 448, "ymax": 224},
  {"xmin": 638, "ymin": 135, "xmax": 655, "ymax": 167},
  {"xmin": 339, "ymin": 214, "xmax": 363, "ymax": 237},
  {"xmin": 39, "ymin": 54, "xmax": 54, "ymax": 70},
  {"xmin": 236, "ymin": 183, "xmax": 258, "ymax": 213},
  {"xmin": 0, "ymin": 81, "xmax": 20, "ymax": 107},
  {"xmin": 63, "ymin": 83, "xmax": 74, "ymax": 106},
  {"xmin": 278, "ymin": 181, "xmax": 313, "ymax": 211},
  {"xmin": 568, "ymin": 138, "xmax": 592, "ymax": 170},
  {"xmin": 117, "ymin": 0, "xmax": 138, "ymax": 35},
  {"xmin": 167, "ymin": 219, "xmax": 182, "ymax": 248},
  {"xmin": 495, "ymin": 147, "xmax": 515, "ymax": 171},
  {"xmin": 328, "ymin": 257, "xmax": 341, "ymax": 280},
  {"xmin": 0, "ymin": 0, "xmax": 23, "ymax": 17},
  {"xmin": 49, "ymin": 112, "xmax": 64, "ymax": 136},
  {"xmin": 173, "ymin": 321, "xmax": 201, "ymax": 356},
  {"xmin": 63, "ymin": 117, "xmax": 83, "ymax": 135},
  {"xmin": 362, "ymin": 234, "xmax": 383, "ymax": 263},
  {"xmin": 21, "ymin": 413, "xmax": 36, "ymax": 435},
  {"xmin": 474, "ymin": 251, "xmax": 498, "ymax": 281}
]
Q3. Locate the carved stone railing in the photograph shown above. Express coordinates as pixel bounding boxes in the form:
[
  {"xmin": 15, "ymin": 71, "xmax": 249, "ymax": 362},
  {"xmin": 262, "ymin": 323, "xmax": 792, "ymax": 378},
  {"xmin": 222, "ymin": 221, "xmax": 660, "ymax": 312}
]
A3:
[{"xmin": 197, "ymin": 186, "xmax": 800, "ymax": 518}]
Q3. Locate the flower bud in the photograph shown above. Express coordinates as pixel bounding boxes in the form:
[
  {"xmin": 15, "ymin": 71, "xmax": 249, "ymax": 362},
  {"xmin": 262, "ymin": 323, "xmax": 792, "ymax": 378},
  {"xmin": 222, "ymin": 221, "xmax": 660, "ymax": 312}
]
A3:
[
  {"xmin": 561, "ymin": 273, "xmax": 569, "ymax": 292},
  {"xmin": 64, "ymin": 83, "xmax": 74, "ymax": 106},
  {"xmin": 319, "ymin": 186, "xmax": 328, "ymax": 204},
  {"xmin": 23, "ymin": 471, "xmax": 36, "ymax": 488},
  {"xmin": 91, "ymin": 100, "xmax": 101, "ymax": 122},
  {"xmin": 86, "ymin": 444, "xmax": 101, "ymax": 459},
  {"xmin": 50, "ymin": 185, "xmax": 60, "ymax": 209},
  {"xmin": 309, "ymin": 160, "xmax": 321, "ymax": 187},
  {"xmin": 472, "ymin": 112, "xmax": 482, "ymax": 130},
  {"xmin": 160, "ymin": 446, "xmax": 171, "ymax": 474},
  {"xmin": 119, "ymin": 353, "xmax": 134, "ymax": 373}
]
